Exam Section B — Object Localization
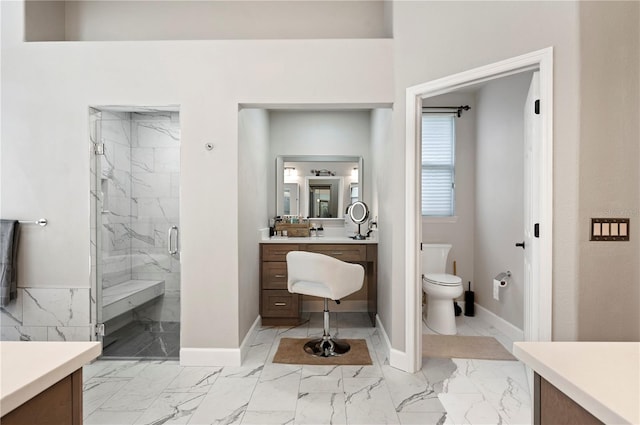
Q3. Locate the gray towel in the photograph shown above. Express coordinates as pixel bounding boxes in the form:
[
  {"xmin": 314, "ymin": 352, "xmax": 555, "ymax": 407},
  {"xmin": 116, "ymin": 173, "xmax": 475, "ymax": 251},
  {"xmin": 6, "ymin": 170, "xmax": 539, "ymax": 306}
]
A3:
[{"xmin": 0, "ymin": 220, "xmax": 20, "ymax": 307}]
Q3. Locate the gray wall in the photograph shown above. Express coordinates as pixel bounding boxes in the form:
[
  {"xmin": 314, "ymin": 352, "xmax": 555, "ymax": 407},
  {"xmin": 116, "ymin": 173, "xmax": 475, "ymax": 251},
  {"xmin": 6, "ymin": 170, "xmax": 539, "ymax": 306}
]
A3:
[
  {"xmin": 238, "ymin": 109, "xmax": 270, "ymax": 341},
  {"xmin": 390, "ymin": 1, "xmax": 583, "ymax": 346},
  {"xmin": 25, "ymin": 1, "xmax": 390, "ymax": 41},
  {"xmin": 578, "ymin": 1, "xmax": 640, "ymax": 341},
  {"xmin": 370, "ymin": 108, "xmax": 393, "ymax": 334},
  {"xmin": 392, "ymin": 0, "xmax": 640, "ymax": 345},
  {"xmin": 474, "ymin": 73, "xmax": 531, "ymax": 330}
]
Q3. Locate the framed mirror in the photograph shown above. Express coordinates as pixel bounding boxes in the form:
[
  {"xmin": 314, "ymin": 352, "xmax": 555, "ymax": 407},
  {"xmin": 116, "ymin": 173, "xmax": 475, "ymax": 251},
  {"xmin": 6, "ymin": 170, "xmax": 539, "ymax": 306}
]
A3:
[{"xmin": 276, "ymin": 155, "xmax": 363, "ymax": 220}]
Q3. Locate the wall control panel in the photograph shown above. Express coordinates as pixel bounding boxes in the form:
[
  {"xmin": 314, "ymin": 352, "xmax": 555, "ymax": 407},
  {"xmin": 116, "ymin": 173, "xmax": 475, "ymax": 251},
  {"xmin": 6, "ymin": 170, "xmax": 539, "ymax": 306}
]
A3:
[{"xmin": 590, "ymin": 218, "xmax": 630, "ymax": 241}]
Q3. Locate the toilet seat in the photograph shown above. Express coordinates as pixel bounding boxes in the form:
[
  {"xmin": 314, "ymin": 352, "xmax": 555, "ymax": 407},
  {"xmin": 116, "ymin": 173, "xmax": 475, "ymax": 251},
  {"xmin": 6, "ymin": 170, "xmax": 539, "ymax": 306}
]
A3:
[{"xmin": 424, "ymin": 273, "xmax": 462, "ymax": 286}]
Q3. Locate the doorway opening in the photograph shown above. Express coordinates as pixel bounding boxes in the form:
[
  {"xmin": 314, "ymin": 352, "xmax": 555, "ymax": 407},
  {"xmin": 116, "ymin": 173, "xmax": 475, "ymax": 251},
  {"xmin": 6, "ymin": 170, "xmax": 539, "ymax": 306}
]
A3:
[
  {"xmin": 89, "ymin": 106, "xmax": 181, "ymax": 359},
  {"xmin": 404, "ymin": 48, "xmax": 553, "ymax": 372}
]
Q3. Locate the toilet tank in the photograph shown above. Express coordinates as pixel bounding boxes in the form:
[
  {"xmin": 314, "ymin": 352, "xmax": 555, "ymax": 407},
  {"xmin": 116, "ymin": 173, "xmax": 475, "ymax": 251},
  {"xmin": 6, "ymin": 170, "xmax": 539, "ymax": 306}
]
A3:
[{"xmin": 421, "ymin": 243, "xmax": 452, "ymax": 274}]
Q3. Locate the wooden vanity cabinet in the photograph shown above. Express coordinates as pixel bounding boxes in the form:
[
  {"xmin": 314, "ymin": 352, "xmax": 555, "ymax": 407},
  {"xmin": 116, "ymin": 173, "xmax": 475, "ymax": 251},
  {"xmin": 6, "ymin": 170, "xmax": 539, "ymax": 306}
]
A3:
[
  {"xmin": 259, "ymin": 243, "xmax": 377, "ymax": 326},
  {"xmin": 260, "ymin": 244, "xmax": 301, "ymax": 326},
  {"xmin": 1, "ymin": 369, "xmax": 83, "ymax": 425},
  {"xmin": 534, "ymin": 373, "xmax": 603, "ymax": 425}
]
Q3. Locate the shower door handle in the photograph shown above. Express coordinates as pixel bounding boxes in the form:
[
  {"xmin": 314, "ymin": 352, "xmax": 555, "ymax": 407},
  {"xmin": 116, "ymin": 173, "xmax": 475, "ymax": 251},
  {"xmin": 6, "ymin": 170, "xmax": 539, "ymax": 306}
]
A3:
[{"xmin": 168, "ymin": 226, "xmax": 179, "ymax": 255}]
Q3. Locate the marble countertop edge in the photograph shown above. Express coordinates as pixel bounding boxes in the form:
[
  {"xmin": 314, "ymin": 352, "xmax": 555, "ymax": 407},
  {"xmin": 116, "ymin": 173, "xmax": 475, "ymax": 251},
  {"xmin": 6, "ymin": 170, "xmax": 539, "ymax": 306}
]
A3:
[
  {"xmin": 0, "ymin": 341, "xmax": 102, "ymax": 416},
  {"xmin": 513, "ymin": 341, "xmax": 639, "ymax": 425},
  {"xmin": 261, "ymin": 236, "xmax": 378, "ymax": 244}
]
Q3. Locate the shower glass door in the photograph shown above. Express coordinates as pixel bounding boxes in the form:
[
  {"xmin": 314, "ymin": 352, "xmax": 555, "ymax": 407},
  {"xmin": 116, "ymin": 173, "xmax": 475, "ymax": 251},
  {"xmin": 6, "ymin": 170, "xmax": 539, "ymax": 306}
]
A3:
[{"xmin": 90, "ymin": 107, "xmax": 181, "ymax": 359}]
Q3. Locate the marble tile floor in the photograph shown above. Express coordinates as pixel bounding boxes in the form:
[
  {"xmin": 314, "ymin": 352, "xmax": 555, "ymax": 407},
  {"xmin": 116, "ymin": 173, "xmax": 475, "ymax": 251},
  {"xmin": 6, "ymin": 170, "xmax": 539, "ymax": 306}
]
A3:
[
  {"xmin": 102, "ymin": 321, "xmax": 180, "ymax": 359},
  {"xmin": 84, "ymin": 312, "xmax": 532, "ymax": 425}
]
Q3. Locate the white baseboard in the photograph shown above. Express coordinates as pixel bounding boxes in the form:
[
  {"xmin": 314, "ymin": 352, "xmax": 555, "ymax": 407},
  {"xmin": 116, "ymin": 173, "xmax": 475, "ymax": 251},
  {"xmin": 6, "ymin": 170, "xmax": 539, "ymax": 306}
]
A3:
[
  {"xmin": 180, "ymin": 315, "xmax": 261, "ymax": 367},
  {"xmin": 376, "ymin": 314, "xmax": 411, "ymax": 372},
  {"xmin": 180, "ymin": 347, "xmax": 241, "ymax": 367},
  {"xmin": 468, "ymin": 302, "xmax": 524, "ymax": 342},
  {"xmin": 240, "ymin": 316, "xmax": 262, "ymax": 363}
]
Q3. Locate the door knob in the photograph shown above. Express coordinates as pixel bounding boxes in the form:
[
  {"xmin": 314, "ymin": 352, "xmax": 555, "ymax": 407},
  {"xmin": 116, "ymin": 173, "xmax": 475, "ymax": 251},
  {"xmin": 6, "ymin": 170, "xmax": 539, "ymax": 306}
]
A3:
[{"xmin": 515, "ymin": 241, "xmax": 525, "ymax": 249}]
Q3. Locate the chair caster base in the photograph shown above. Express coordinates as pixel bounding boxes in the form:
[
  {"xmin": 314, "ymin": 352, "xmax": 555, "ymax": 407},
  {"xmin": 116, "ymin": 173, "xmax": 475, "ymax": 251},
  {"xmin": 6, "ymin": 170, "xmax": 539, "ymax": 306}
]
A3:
[{"xmin": 304, "ymin": 337, "xmax": 351, "ymax": 357}]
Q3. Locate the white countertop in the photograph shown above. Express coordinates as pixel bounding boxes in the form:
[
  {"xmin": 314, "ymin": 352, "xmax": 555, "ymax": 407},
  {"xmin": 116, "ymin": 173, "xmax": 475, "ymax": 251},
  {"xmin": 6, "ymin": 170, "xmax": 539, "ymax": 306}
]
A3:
[
  {"xmin": 513, "ymin": 341, "xmax": 639, "ymax": 425},
  {"xmin": 262, "ymin": 236, "xmax": 378, "ymax": 244},
  {"xmin": 0, "ymin": 341, "xmax": 102, "ymax": 416}
]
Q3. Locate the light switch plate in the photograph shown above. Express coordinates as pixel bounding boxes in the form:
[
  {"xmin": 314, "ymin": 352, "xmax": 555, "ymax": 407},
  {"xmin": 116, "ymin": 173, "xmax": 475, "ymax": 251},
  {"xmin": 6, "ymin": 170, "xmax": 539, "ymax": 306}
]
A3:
[{"xmin": 590, "ymin": 218, "xmax": 630, "ymax": 241}]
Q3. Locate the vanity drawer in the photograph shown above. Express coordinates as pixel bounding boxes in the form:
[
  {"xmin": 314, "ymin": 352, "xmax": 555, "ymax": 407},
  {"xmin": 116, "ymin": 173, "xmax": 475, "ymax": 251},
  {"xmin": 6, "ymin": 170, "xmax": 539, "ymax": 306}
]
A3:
[
  {"xmin": 306, "ymin": 244, "xmax": 367, "ymax": 262},
  {"xmin": 262, "ymin": 244, "xmax": 299, "ymax": 262},
  {"xmin": 261, "ymin": 290, "xmax": 299, "ymax": 317},
  {"xmin": 262, "ymin": 262, "xmax": 288, "ymax": 290}
]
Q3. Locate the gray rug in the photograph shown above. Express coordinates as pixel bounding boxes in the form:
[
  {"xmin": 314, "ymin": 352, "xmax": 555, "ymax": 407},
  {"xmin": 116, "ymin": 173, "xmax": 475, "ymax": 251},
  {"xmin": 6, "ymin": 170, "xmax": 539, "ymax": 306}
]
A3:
[{"xmin": 423, "ymin": 334, "xmax": 516, "ymax": 361}]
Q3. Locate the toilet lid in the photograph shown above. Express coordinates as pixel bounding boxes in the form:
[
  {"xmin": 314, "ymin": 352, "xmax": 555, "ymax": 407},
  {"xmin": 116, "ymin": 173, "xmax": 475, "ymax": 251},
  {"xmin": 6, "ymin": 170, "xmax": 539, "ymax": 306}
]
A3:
[{"xmin": 424, "ymin": 273, "xmax": 462, "ymax": 286}]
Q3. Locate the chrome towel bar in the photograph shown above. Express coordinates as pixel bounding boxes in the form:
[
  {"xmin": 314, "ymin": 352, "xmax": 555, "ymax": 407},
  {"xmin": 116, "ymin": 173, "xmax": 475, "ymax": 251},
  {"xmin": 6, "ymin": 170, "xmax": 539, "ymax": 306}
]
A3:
[{"xmin": 18, "ymin": 218, "xmax": 48, "ymax": 226}]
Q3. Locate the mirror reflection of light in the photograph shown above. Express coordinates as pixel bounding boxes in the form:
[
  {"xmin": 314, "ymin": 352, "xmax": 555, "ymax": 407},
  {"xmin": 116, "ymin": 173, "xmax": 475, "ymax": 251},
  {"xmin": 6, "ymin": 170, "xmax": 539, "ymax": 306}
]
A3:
[
  {"xmin": 284, "ymin": 167, "xmax": 297, "ymax": 182},
  {"xmin": 351, "ymin": 167, "xmax": 358, "ymax": 181}
]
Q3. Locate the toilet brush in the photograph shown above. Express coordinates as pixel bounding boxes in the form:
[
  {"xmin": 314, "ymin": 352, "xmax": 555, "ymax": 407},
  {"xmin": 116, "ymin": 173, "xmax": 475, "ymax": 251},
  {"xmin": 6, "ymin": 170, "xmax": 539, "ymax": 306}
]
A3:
[{"xmin": 464, "ymin": 281, "xmax": 475, "ymax": 317}]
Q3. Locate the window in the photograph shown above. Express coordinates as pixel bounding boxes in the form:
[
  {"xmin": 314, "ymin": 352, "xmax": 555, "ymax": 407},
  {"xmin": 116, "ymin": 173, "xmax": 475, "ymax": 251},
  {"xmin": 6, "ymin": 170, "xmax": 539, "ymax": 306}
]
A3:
[{"xmin": 421, "ymin": 114, "xmax": 455, "ymax": 216}]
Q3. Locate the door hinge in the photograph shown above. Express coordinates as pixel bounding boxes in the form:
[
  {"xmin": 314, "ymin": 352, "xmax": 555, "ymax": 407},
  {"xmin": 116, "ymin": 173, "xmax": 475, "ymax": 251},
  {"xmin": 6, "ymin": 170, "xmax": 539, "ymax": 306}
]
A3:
[
  {"xmin": 534, "ymin": 223, "xmax": 540, "ymax": 238},
  {"xmin": 534, "ymin": 99, "xmax": 540, "ymax": 115},
  {"xmin": 94, "ymin": 143, "xmax": 104, "ymax": 155},
  {"xmin": 95, "ymin": 323, "xmax": 105, "ymax": 337}
]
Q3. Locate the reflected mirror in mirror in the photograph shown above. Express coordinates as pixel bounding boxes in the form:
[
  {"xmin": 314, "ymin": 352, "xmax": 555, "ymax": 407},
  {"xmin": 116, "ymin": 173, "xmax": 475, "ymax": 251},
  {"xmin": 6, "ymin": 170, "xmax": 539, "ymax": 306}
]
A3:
[
  {"xmin": 276, "ymin": 156, "xmax": 363, "ymax": 220},
  {"xmin": 283, "ymin": 183, "xmax": 299, "ymax": 215},
  {"xmin": 307, "ymin": 176, "xmax": 343, "ymax": 218}
]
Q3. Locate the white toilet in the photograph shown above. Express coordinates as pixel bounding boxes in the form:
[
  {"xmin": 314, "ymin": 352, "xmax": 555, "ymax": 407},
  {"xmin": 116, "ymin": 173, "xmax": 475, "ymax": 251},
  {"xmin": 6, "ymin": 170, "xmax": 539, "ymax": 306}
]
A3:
[{"xmin": 422, "ymin": 243, "xmax": 463, "ymax": 335}]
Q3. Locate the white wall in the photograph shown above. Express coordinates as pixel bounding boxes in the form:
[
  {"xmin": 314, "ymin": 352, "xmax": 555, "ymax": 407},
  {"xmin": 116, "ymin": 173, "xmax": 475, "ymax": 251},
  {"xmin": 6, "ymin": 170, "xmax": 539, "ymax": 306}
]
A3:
[
  {"xmin": 1, "ymin": 1, "xmax": 393, "ymax": 356},
  {"xmin": 237, "ymin": 109, "xmax": 270, "ymax": 341},
  {"xmin": 474, "ymin": 73, "xmax": 531, "ymax": 330},
  {"xmin": 422, "ymin": 92, "xmax": 476, "ymax": 289},
  {"xmin": 268, "ymin": 110, "xmax": 373, "ymax": 218}
]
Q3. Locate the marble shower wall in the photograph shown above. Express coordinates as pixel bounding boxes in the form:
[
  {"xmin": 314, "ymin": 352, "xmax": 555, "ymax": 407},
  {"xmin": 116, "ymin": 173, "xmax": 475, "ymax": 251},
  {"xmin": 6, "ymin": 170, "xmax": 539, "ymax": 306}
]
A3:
[
  {"xmin": 100, "ymin": 111, "xmax": 134, "ymax": 288},
  {"xmin": 0, "ymin": 288, "xmax": 92, "ymax": 341},
  {"xmin": 100, "ymin": 110, "xmax": 181, "ymax": 323},
  {"xmin": 129, "ymin": 111, "xmax": 181, "ymax": 322}
]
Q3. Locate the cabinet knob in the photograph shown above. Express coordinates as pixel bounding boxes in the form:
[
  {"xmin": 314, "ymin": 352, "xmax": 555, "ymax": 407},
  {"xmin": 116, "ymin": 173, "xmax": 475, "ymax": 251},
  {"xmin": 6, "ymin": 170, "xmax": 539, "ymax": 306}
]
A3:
[{"xmin": 274, "ymin": 302, "xmax": 287, "ymax": 306}]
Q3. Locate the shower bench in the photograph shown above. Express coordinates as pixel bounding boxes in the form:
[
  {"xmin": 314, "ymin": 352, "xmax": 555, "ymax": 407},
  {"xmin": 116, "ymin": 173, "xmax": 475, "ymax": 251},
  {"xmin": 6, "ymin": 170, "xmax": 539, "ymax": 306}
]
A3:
[{"xmin": 102, "ymin": 280, "xmax": 165, "ymax": 322}]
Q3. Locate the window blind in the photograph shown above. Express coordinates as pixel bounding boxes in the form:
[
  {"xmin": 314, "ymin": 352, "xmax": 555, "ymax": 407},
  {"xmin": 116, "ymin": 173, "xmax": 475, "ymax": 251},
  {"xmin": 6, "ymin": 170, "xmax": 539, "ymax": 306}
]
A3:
[{"xmin": 421, "ymin": 115, "xmax": 455, "ymax": 216}]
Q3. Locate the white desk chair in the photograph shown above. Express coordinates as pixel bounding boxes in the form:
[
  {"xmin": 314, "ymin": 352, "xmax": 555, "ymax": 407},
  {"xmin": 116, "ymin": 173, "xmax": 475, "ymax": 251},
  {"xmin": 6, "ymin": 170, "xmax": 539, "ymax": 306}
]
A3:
[{"xmin": 286, "ymin": 251, "xmax": 365, "ymax": 357}]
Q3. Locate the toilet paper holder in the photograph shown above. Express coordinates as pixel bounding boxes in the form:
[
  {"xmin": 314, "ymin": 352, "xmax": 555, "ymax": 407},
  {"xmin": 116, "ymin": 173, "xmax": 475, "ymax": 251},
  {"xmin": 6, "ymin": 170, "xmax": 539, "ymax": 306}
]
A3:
[{"xmin": 494, "ymin": 271, "xmax": 511, "ymax": 283}]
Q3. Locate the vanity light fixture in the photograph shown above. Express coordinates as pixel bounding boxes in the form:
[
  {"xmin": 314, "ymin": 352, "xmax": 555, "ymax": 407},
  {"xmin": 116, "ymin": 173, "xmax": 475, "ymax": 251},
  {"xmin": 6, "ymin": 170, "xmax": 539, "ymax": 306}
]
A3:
[{"xmin": 310, "ymin": 169, "xmax": 335, "ymax": 176}]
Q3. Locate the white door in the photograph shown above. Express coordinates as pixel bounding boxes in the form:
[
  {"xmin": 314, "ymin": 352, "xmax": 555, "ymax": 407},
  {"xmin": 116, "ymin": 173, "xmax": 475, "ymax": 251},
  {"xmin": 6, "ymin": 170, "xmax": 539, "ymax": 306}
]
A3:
[{"xmin": 523, "ymin": 71, "xmax": 541, "ymax": 341}]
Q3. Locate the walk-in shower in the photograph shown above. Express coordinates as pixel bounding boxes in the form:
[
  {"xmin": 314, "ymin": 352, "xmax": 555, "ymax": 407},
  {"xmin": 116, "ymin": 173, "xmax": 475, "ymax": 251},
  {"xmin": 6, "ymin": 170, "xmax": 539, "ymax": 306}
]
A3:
[{"xmin": 90, "ymin": 106, "xmax": 181, "ymax": 359}]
